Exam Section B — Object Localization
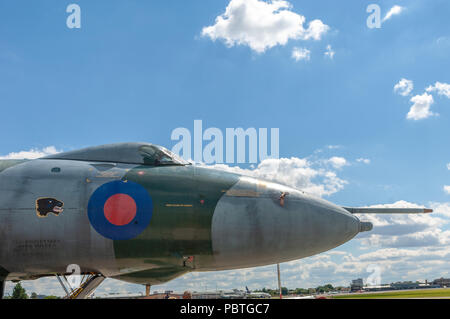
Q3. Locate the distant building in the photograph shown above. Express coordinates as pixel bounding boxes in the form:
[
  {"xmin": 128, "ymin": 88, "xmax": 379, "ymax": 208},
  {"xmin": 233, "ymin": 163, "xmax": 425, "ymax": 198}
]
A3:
[
  {"xmin": 391, "ymin": 281, "xmax": 420, "ymax": 290},
  {"xmin": 350, "ymin": 279, "xmax": 364, "ymax": 292},
  {"xmin": 363, "ymin": 284, "xmax": 391, "ymax": 292},
  {"xmin": 192, "ymin": 291, "xmax": 222, "ymax": 299},
  {"xmin": 140, "ymin": 293, "xmax": 182, "ymax": 299},
  {"xmin": 432, "ymin": 278, "xmax": 450, "ymax": 287}
]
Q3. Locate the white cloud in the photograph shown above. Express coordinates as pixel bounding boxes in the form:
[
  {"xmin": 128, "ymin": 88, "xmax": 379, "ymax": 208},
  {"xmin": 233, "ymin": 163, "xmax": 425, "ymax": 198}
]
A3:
[
  {"xmin": 396, "ymin": 80, "xmax": 450, "ymax": 120},
  {"xmin": 361, "ymin": 230, "xmax": 450, "ymax": 248},
  {"xmin": 407, "ymin": 93, "xmax": 435, "ymax": 120},
  {"xmin": 206, "ymin": 156, "xmax": 348, "ymax": 197},
  {"xmin": 291, "ymin": 47, "xmax": 310, "ymax": 61},
  {"xmin": 430, "ymin": 202, "xmax": 450, "ymax": 218},
  {"xmin": 201, "ymin": 0, "xmax": 329, "ymax": 53},
  {"xmin": 447, "ymin": 163, "xmax": 450, "ymax": 170},
  {"xmin": 426, "ymin": 82, "xmax": 450, "ymax": 98},
  {"xmin": 327, "ymin": 156, "xmax": 347, "ymax": 170},
  {"xmin": 356, "ymin": 201, "xmax": 450, "ymax": 250},
  {"xmin": 357, "ymin": 247, "xmax": 450, "ymax": 263},
  {"xmin": 444, "ymin": 186, "xmax": 450, "ymax": 195},
  {"xmin": 0, "ymin": 146, "xmax": 60, "ymax": 160},
  {"xmin": 324, "ymin": 44, "xmax": 335, "ymax": 59},
  {"xmin": 305, "ymin": 19, "xmax": 329, "ymax": 41},
  {"xmin": 394, "ymin": 78, "xmax": 414, "ymax": 96},
  {"xmin": 383, "ymin": 5, "xmax": 405, "ymax": 22},
  {"xmin": 356, "ymin": 158, "xmax": 371, "ymax": 164}
]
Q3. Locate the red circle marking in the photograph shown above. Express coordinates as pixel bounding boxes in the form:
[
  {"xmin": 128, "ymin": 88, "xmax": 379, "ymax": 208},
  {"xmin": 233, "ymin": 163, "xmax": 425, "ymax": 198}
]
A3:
[{"xmin": 103, "ymin": 194, "xmax": 137, "ymax": 226}]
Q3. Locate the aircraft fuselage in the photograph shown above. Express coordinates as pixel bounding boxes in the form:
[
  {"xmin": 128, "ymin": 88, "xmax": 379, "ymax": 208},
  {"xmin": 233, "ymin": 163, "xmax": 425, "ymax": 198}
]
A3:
[{"xmin": 0, "ymin": 144, "xmax": 362, "ymax": 286}]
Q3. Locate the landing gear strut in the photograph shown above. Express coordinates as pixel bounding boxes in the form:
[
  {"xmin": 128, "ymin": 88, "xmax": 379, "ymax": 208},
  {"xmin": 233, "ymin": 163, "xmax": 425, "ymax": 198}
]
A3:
[{"xmin": 56, "ymin": 273, "xmax": 105, "ymax": 299}]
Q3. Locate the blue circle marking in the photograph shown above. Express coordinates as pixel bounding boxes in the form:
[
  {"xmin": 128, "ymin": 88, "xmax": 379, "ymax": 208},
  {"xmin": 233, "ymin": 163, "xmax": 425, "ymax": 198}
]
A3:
[{"xmin": 87, "ymin": 180, "xmax": 153, "ymax": 240}]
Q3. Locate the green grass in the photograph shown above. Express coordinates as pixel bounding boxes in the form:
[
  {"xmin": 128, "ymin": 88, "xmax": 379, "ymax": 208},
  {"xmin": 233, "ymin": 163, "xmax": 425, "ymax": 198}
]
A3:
[{"xmin": 332, "ymin": 288, "xmax": 450, "ymax": 299}]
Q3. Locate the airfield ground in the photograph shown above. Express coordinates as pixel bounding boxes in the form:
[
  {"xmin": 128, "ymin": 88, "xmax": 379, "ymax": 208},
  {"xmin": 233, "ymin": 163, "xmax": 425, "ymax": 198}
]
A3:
[{"xmin": 331, "ymin": 288, "xmax": 450, "ymax": 299}]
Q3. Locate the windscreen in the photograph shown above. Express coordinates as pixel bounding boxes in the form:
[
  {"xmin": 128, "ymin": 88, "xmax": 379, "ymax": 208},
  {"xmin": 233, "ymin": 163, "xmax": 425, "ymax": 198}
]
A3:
[{"xmin": 139, "ymin": 145, "xmax": 190, "ymax": 166}]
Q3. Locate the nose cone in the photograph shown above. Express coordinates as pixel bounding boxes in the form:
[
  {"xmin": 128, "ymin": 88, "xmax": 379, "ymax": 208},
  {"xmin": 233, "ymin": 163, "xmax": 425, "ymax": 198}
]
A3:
[{"xmin": 211, "ymin": 177, "xmax": 361, "ymax": 270}]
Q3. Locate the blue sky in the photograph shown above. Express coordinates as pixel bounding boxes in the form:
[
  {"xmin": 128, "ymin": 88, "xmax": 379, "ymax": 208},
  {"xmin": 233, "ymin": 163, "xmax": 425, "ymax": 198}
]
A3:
[{"xmin": 1, "ymin": 0, "xmax": 450, "ymax": 296}]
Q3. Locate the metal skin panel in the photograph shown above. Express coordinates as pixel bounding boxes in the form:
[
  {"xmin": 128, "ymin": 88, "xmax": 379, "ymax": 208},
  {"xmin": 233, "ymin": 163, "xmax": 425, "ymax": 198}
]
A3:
[
  {"xmin": 0, "ymin": 159, "xmax": 134, "ymax": 280},
  {"xmin": 210, "ymin": 177, "xmax": 361, "ymax": 270},
  {"xmin": 111, "ymin": 166, "xmax": 240, "ymax": 284},
  {"xmin": 0, "ymin": 160, "xmax": 27, "ymax": 174}
]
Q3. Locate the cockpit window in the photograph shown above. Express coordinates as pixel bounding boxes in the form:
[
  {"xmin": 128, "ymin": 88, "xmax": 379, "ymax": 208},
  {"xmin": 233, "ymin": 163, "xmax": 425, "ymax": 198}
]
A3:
[
  {"xmin": 139, "ymin": 145, "xmax": 190, "ymax": 166},
  {"xmin": 42, "ymin": 142, "xmax": 190, "ymax": 167}
]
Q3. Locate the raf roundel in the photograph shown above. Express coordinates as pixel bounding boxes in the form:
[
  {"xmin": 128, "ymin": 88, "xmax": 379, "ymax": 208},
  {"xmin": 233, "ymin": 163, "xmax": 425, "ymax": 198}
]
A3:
[{"xmin": 87, "ymin": 180, "xmax": 153, "ymax": 240}]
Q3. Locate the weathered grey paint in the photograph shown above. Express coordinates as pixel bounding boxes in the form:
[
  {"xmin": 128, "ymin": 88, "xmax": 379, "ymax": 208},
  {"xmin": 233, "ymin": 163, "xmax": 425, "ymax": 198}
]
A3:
[
  {"xmin": 0, "ymin": 159, "xmax": 133, "ymax": 279},
  {"xmin": 210, "ymin": 177, "xmax": 360, "ymax": 270},
  {"xmin": 0, "ymin": 160, "xmax": 28, "ymax": 174}
]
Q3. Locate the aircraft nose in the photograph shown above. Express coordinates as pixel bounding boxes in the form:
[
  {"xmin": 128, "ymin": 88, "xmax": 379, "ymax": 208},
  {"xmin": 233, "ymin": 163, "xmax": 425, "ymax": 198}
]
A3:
[{"xmin": 211, "ymin": 177, "xmax": 362, "ymax": 269}]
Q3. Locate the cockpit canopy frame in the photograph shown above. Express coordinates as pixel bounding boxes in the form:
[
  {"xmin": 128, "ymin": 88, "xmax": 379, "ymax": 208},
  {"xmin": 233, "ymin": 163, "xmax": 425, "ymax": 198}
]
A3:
[{"xmin": 42, "ymin": 142, "xmax": 190, "ymax": 166}]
